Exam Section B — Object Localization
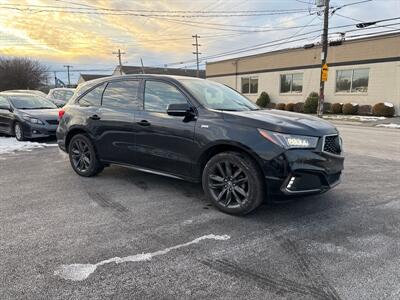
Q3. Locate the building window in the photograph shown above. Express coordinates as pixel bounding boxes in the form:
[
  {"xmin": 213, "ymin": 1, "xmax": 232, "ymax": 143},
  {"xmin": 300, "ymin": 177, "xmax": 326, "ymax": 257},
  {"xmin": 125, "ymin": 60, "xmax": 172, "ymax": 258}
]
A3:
[
  {"xmin": 336, "ymin": 68, "xmax": 369, "ymax": 93},
  {"xmin": 241, "ymin": 77, "xmax": 258, "ymax": 94},
  {"xmin": 280, "ymin": 73, "xmax": 303, "ymax": 94}
]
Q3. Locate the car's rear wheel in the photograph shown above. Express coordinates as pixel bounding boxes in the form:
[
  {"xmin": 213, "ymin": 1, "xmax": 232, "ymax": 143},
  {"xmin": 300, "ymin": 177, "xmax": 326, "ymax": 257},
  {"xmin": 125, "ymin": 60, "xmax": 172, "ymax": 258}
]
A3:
[
  {"xmin": 68, "ymin": 134, "xmax": 103, "ymax": 177},
  {"xmin": 202, "ymin": 151, "xmax": 264, "ymax": 215},
  {"xmin": 14, "ymin": 122, "xmax": 25, "ymax": 141}
]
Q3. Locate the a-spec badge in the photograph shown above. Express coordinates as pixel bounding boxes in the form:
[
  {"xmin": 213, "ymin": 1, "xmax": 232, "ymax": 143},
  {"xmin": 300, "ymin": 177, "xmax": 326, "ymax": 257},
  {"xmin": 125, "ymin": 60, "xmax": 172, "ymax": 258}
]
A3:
[{"xmin": 201, "ymin": 125, "xmax": 209, "ymax": 128}]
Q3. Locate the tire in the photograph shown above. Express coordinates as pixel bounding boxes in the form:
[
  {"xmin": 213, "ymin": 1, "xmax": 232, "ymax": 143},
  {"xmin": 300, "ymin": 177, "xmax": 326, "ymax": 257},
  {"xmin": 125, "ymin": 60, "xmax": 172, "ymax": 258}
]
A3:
[
  {"xmin": 68, "ymin": 134, "xmax": 104, "ymax": 177},
  {"xmin": 14, "ymin": 122, "xmax": 26, "ymax": 141},
  {"xmin": 202, "ymin": 151, "xmax": 264, "ymax": 215}
]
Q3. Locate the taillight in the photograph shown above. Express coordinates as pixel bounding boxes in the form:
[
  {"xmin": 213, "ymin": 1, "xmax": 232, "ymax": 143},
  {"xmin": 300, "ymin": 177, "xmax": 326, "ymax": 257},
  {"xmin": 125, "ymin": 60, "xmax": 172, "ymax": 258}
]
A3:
[{"xmin": 58, "ymin": 109, "xmax": 65, "ymax": 120}]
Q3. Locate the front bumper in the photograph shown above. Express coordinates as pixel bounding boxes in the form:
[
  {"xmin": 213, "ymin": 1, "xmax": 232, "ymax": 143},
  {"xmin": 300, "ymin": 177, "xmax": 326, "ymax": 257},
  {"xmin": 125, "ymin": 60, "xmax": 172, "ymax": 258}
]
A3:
[
  {"xmin": 22, "ymin": 122, "xmax": 58, "ymax": 139},
  {"xmin": 263, "ymin": 148, "xmax": 344, "ymax": 196}
]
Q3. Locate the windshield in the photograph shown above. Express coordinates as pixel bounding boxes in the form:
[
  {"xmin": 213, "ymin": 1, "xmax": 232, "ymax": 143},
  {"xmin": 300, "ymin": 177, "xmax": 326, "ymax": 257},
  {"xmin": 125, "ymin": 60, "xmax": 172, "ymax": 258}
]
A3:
[
  {"xmin": 10, "ymin": 95, "xmax": 57, "ymax": 109},
  {"xmin": 51, "ymin": 90, "xmax": 74, "ymax": 101},
  {"xmin": 180, "ymin": 79, "xmax": 259, "ymax": 111}
]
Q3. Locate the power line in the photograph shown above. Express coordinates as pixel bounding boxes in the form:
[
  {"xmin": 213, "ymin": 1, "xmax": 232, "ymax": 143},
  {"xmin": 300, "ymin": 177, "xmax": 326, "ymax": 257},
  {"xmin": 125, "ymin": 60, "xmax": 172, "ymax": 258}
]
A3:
[
  {"xmin": 331, "ymin": 0, "xmax": 373, "ymax": 14},
  {"xmin": 0, "ymin": 5, "xmax": 315, "ymax": 18},
  {"xmin": 334, "ymin": 13, "xmax": 400, "ymax": 30},
  {"xmin": 162, "ymin": 17, "xmax": 400, "ymax": 66},
  {"xmin": 0, "ymin": 3, "xmax": 314, "ymax": 14}
]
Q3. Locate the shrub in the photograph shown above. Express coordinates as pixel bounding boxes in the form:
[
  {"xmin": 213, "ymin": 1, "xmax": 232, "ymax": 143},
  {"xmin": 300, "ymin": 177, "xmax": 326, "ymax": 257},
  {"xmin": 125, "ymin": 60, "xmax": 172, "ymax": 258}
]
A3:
[
  {"xmin": 372, "ymin": 102, "xmax": 395, "ymax": 117},
  {"xmin": 342, "ymin": 103, "xmax": 359, "ymax": 115},
  {"xmin": 358, "ymin": 105, "xmax": 372, "ymax": 116},
  {"xmin": 256, "ymin": 92, "xmax": 270, "ymax": 108},
  {"xmin": 303, "ymin": 92, "xmax": 319, "ymax": 113},
  {"xmin": 276, "ymin": 103, "xmax": 286, "ymax": 110},
  {"xmin": 323, "ymin": 102, "xmax": 332, "ymax": 113},
  {"xmin": 293, "ymin": 102, "xmax": 304, "ymax": 113},
  {"xmin": 285, "ymin": 103, "xmax": 295, "ymax": 111},
  {"xmin": 266, "ymin": 102, "xmax": 276, "ymax": 109},
  {"xmin": 331, "ymin": 103, "xmax": 343, "ymax": 114}
]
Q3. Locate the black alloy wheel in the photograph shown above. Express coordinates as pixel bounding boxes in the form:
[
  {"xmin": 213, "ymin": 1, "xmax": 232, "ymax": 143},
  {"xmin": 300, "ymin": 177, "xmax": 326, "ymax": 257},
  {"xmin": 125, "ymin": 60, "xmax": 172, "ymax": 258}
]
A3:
[
  {"xmin": 68, "ymin": 134, "xmax": 104, "ymax": 177},
  {"xmin": 202, "ymin": 151, "xmax": 264, "ymax": 215},
  {"xmin": 71, "ymin": 139, "xmax": 91, "ymax": 173},
  {"xmin": 209, "ymin": 161, "xmax": 249, "ymax": 208}
]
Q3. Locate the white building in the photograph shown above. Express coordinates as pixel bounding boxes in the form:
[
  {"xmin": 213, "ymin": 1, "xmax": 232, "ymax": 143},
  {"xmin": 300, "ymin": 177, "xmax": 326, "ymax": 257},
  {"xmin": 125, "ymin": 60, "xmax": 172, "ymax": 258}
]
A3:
[{"xmin": 206, "ymin": 33, "xmax": 400, "ymax": 114}]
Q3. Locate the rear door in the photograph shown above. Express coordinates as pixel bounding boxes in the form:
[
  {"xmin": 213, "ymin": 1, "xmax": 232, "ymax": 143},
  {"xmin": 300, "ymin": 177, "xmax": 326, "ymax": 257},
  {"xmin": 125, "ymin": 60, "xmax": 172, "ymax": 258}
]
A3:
[
  {"xmin": 133, "ymin": 79, "xmax": 197, "ymax": 177},
  {"xmin": 95, "ymin": 79, "xmax": 141, "ymax": 164},
  {"xmin": 0, "ymin": 96, "xmax": 13, "ymax": 134},
  {"xmin": 76, "ymin": 82, "xmax": 105, "ymax": 139}
]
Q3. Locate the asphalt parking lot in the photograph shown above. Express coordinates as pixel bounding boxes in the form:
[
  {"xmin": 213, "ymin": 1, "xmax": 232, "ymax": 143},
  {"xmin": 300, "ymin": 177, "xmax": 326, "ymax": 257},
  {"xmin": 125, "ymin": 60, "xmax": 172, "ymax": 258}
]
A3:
[{"xmin": 1, "ymin": 124, "xmax": 399, "ymax": 299}]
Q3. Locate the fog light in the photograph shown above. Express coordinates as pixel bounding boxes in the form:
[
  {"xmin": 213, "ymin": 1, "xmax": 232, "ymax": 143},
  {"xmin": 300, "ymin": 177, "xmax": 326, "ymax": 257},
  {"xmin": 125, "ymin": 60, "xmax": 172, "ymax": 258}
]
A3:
[
  {"xmin": 287, "ymin": 176, "xmax": 296, "ymax": 189},
  {"xmin": 33, "ymin": 130, "xmax": 39, "ymax": 134}
]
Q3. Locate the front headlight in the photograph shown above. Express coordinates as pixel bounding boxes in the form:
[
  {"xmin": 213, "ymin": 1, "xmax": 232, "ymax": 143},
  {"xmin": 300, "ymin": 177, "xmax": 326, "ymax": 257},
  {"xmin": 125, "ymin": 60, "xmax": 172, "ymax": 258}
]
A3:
[
  {"xmin": 22, "ymin": 115, "xmax": 44, "ymax": 125},
  {"xmin": 258, "ymin": 128, "xmax": 319, "ymax": 149}
]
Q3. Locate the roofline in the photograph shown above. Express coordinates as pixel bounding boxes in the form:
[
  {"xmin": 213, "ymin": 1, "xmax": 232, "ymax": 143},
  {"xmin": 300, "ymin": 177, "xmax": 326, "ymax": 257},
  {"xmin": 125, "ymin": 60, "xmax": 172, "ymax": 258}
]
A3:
[
  {"xmin": 206, "ymin": 32, "xmax": 400, "ymax": 65},
  {"xmin": 84, "ymin": 74, "xmax": 205, "ymax": 85},
  {"xmin": 117, "ymin": 65, "xmax": 204, "ymax": 72}
]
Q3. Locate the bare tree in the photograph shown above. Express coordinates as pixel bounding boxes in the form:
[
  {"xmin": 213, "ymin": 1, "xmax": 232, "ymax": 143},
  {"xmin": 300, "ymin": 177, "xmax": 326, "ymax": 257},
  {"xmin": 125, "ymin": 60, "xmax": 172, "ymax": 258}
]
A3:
[{"xmin": 0, "ymin": 57, "xmax": 48, "ymax": 91}]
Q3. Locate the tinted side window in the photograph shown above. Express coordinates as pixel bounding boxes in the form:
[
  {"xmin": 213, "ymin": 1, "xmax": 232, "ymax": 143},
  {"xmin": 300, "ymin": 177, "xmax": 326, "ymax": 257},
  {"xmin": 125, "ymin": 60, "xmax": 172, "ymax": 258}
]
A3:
[
  {"xmin": 144, "ymin": 81, "xmax": 187, "ymax": 112},
  {"xmin": 79, "ymin": 83, "xmax": 105, "ymax": 106},
  {"xmin": 102, "ymin": 80, "xmax": 140, "ymax": 109}
]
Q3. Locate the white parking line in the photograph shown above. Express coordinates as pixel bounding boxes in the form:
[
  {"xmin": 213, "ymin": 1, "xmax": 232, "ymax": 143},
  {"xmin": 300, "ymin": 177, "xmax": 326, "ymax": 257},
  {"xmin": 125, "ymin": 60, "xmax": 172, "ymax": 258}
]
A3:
[{"xmin": 54, "ymin": 234, "xmax": 231, "ymax": 281}]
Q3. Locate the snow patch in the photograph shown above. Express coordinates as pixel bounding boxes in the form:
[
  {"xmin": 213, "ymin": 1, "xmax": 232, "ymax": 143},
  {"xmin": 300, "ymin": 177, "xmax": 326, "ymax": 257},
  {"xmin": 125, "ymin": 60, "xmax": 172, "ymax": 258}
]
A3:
[
  {"xmin": 323, "ymin": 115, "xmax": 386, "ymax": 122},
  {"xmin": 54, "ymin": 234, "xmax": 230, "ymax": 281},
  {"xmin": 376, "ymin": 123, "xmax": 400, "ymax": 129},
  {"xmin": 0, "ymin": 137, "xmax": 57, "ymax": 155},
  {"xmin": 384, "ymin": 102, "xmax": 394, "ymax": 108}
]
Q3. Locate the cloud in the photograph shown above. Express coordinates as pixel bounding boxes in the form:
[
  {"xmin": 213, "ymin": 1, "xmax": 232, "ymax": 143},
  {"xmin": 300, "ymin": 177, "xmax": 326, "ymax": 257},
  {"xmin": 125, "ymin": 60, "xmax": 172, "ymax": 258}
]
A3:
[{"xmin": 0, "ymin": 0, "xmax": 396, "ymax": 81}]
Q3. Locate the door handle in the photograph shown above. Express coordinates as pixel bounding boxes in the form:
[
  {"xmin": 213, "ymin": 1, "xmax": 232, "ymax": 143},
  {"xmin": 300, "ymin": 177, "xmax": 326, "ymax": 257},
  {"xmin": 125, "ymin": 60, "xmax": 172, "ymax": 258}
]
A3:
[
  {"xmin": 137, "ymin": 120, "xmax": 151, "ymax": 126},
  {"xmin": 90, "ymin": 114, "xmax": 101, "ymax": 120}
]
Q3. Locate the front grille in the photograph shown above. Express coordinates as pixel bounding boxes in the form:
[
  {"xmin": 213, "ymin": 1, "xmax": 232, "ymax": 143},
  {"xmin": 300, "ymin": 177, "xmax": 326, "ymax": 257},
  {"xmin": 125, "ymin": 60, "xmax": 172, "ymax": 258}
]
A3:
[
  {"xmin": 323, "ymin": 135, "xmax": 341, "ymax": 155},
  {"xmin": 46, "ymin": 119, "xmax": 59, "ymax": 125}
]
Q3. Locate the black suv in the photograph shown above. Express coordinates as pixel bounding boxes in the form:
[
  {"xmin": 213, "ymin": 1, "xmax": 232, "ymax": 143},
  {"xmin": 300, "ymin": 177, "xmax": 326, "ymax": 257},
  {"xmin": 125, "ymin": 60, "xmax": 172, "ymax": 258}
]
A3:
[{"xmin": 57, "ymin": 75, "xmax": 344, "ymax": 215}]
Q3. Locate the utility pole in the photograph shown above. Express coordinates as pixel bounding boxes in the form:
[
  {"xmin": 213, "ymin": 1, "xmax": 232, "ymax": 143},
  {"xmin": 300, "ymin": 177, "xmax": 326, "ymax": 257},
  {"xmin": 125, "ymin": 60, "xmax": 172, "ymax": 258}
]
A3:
[
  {"xmin": 113, "ymin": 49, "xmax": 126, "ymax": 75},
  {"xmin": 140, "ymin": 58, "xmax": 145, "ymax": 74},
  {"xmin": 63, "ymin": 65, "xmax": 72, "ymax": 87},
  {"xmin": 54, "ymin": 71, "xmax": 57, "ymax": 87},
  {"xmin": 317, "ymin": 0, "xmax": 330, "ymax": 118},
  {"xmin": 192, "ymin": 34, "xmax": 201, "ymax": 78}
]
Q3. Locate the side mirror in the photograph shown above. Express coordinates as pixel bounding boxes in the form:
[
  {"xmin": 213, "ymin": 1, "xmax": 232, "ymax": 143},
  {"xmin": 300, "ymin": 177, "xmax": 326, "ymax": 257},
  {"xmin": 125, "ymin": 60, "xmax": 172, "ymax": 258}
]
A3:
[
  {"xmin": 0, "ymin": 104, "xmax": 11, "ymax": 111},
  {"xmin": 167, "ymin": 103, "xmax": 192, "ymax": 117}
]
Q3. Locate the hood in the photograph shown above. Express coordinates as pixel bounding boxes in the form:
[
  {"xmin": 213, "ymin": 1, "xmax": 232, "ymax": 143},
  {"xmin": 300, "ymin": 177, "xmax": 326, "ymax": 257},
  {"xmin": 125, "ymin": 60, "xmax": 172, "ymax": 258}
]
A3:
[
  {"xmin": 18, "ymin": 108, "xmax": 59, "ymax": 120},
  {"xmin": 222, "ymin": 109, "xmax": 338, "ymax": 136}
]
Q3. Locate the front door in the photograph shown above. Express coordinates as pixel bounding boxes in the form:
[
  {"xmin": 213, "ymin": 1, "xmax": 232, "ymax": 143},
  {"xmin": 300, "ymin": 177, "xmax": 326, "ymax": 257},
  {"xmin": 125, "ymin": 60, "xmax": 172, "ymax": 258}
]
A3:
[{"xmin": 133, "ymin": 80, "xmax": 197, "ymax": 177}]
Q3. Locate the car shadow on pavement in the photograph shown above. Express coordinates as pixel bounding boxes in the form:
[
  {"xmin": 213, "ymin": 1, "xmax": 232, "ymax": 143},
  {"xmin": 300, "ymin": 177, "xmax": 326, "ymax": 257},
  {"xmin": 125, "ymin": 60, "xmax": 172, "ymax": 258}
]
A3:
[{"xmin": 94, "ymin": 164, "xmax": 340, "ymax": 222}]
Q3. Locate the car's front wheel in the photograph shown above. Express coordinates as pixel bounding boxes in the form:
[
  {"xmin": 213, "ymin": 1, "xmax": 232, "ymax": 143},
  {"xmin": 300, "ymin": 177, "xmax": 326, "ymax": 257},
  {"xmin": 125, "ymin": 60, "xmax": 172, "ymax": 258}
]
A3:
[
  {"xmin": 202, "ymin": 151, "xmax": 264, "ymax": 215},
  {"xmin": 68, "ymin": 134, "xmax": 104, "ymax": 177},
  {"xmin": 14, "ymin": 122, "xmax": 26, "ymax": 141}
]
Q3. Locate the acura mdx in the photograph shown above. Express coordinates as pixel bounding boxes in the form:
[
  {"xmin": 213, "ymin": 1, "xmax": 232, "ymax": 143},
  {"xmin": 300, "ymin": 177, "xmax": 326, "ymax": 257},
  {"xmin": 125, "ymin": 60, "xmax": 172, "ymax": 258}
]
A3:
[{"xmin": 57, "ymin": 75, "xmax": 344, "ymax": 215}]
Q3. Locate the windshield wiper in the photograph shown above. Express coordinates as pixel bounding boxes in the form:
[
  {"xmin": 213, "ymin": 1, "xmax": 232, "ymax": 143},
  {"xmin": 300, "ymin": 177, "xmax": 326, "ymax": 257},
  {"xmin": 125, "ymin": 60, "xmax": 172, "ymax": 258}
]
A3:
[
  {"xmin": 29, "ymin": 107, "xmax": 54, "ymax": 109},
  {"xmin": 213, "ymin": 108, "xmax": 242, "ymax": 111}
]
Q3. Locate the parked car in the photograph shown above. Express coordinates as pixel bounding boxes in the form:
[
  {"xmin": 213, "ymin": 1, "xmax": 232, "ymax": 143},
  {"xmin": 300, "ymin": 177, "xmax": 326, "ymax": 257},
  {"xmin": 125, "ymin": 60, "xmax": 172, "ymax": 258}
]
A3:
[
  {"xmin": 5, "ymin": 89, "xmax": 47, "ymax": 97},
  {"xmin": 47, "ymin": 88, "xmax": 75, "ymax": 107},
  {"xmin": 57, "ymin": 75, "xmax": 344, "ymax": 215},
  {"xmin": 0, "ymin": 92, "xmax": 59, "ymax": 141}
]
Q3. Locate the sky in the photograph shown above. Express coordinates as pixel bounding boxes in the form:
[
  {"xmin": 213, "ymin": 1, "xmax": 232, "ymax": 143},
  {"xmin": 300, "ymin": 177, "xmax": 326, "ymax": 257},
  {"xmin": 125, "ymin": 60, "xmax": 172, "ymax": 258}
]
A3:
[{"xmin": 0, "ymin": 0, "xmax": 398, "ymax": 84}]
